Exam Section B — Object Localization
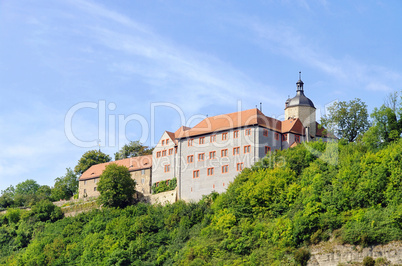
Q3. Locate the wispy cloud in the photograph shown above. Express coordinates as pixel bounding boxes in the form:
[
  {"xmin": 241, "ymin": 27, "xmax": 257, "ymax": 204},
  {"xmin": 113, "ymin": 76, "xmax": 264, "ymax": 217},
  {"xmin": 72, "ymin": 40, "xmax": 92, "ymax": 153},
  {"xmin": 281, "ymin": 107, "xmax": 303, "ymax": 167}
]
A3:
[
  {"xmin": 239, "ymin": 17, "xmax": 402, "ymax": 93},
  {"xmin": 64, "ymin": 0, "xmax": 283, "ymax": 113}
]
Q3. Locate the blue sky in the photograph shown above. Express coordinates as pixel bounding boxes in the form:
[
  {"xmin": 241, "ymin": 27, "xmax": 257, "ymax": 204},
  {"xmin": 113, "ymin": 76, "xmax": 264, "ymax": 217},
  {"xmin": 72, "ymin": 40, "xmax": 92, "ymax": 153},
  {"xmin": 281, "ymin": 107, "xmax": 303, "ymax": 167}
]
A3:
[{"xmin": 0, "ymin": 0, "xmax": 401, "ymax": 191}]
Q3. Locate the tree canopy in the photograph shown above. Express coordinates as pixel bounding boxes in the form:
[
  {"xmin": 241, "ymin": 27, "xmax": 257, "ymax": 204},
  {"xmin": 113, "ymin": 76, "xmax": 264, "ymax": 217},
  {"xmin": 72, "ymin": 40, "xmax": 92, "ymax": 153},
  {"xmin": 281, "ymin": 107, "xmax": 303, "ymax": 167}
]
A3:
[
  {"xmin": 74, "ymin": 150, "xmax": 111, "ymax": 175},
  {"xmin": 51, "ymin": 168, "xmax": 78, "ymax": 201},
  {"xmin": 15, "ymin": 179, "xmax": 40, "ymax": 195},
  {"xmin": 97, "ymin": 163, "xmax": 136, "ymax": 208},
  {"xmin": 320, "ymin": 98, "xmax": 370, "ymax": 142},
  {"xmin": 2, "ymin": 139, "xmax": 402, "ymax": 265},
  {"xmin": 362, "ymin": 92, "xmax": 402, "ymax": 150},
  {"xmin": 114, "ymin": 141, "xmax": 153, "ymax": 161}
]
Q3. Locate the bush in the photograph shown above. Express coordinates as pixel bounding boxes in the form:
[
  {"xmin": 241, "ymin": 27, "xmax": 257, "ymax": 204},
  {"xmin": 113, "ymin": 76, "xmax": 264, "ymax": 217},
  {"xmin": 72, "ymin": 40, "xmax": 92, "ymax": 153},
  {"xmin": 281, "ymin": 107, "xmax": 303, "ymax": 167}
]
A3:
[
  {"xmin": 362, "ymin": 256, "xmax": 375, "ymax": 266},
  {"xmin": 152, "ymin": 177, "xmax": 177, "ymax": 194},
  {"xmin": 294, "ymin": 247, "xmax": 310, "ymax": 266},
  {"xmin": 31, "ymin": 200, "xmax": 63, "ymax": 222}
]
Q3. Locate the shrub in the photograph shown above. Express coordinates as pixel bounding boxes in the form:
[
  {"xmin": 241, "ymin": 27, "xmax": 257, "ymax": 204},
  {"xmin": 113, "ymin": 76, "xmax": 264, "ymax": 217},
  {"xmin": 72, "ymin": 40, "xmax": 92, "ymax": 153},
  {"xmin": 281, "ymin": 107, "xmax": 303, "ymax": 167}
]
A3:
[
  {"xmin": 152, "ymin": 178, "xmax": 177, "ymax": 194},
  {"xmin": 294, "ymin": 247, "xmax": 310, "ymax": 266},
  {"xmin": 362, "ymin": 256, "xmax": 375, "ymax": 266}
]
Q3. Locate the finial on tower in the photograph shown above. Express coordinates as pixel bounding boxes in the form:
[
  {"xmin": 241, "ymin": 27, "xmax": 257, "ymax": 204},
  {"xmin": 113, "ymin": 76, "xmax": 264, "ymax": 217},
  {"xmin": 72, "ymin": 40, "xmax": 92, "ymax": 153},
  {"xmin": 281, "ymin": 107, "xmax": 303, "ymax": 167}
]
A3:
[{"xmin": 296, "ymin": 71, "xmax": 304, "ymax": 92}]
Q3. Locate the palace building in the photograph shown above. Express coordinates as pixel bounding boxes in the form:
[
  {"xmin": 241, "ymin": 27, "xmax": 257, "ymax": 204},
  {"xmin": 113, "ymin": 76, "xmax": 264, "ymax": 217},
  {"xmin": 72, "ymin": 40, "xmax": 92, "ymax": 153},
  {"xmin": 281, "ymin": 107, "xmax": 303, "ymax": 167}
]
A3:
[{"xmin": 152, "ymin": 74, "xmax": 330, "ymax": 201}]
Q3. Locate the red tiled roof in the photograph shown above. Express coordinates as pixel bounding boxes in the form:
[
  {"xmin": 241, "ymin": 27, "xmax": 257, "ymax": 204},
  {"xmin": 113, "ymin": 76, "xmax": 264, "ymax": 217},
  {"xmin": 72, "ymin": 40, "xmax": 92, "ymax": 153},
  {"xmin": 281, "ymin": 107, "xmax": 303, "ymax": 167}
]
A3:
[
  {"xmin": 79, "ymin": 155, "xmax": 152, "ymax": 181},
  {"xmin": 176, "ymin": 108, "xmax": 282, "ymax": 138},
  {"xmin": 281, "ymin": 118, "xmax": 305, "ymax": 135},
  {"xmin": 174, "ymin": 126, "xmax": 191, "ymax": 136},
  {"xmin": 166, "ymin": 131, "xmax": 177, "ymax": 144}
]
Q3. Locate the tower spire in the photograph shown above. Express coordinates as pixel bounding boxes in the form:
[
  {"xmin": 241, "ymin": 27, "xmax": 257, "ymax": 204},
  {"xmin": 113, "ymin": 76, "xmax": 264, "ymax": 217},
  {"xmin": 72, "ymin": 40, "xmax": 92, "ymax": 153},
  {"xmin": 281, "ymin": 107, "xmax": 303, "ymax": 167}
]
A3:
[{"xmin": 296, "ymin": 71, "xmax": 304, "ymax": 92}]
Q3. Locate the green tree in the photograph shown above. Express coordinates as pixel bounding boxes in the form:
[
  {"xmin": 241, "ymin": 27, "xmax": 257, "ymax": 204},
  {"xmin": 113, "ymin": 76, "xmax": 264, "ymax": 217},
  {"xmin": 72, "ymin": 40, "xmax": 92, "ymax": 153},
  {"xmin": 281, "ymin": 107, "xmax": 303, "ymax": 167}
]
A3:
[
  {"xmin": 321, "ymin": 98, "xmax": 370, "ymax": 142},
  {"xmin": 363, "ymin": 92, "xmax": 402, "ymax": 149},
  {"xmin": 74, "ymin": 150, "xmax": 111, "ymax": 175},
  {"xmin": 12, "ymin": 180, "xmax": 41, "ymax": 207},
  {"xmin": 15, "ymin": 179, "xmax": 40, "ymax": 195},
  {"xmin": 97, "ymin": 163, "xmax": 135, "ymax": 208},
  {"xmin": 51, "ymin": 168, "xmax": 78, "ymax": 200},
  {"xmin": 36, "ymin": 185, "xmax": 52, "ymax": 201},
  {"xmin": 114, "ymin": 141, "xmax": 153, "ymax": 160},
  {"xmin": 31, "ymin": 200, "xmax": 63, "ymax": 222},
  {"xmin": 0, "ymin": 186, "xmax": 15, "ymax": 208}
]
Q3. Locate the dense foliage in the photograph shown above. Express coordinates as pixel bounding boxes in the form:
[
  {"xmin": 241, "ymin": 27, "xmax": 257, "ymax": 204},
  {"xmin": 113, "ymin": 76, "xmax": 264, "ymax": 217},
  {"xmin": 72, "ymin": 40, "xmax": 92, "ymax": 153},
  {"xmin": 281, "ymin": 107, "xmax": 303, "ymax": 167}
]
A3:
[
  {"xmin": 321, "ymin": 98, "xmax": 370, "ymax": 142},
  {"xmin": 114, "ymin": 140, "xmax": 154, "ymax": 160},
  {"xmin": 1, "ymin": 138, "xmax": 402, "ymax": 265},
  {"xmin": 152, "ymin": 177, "xmax": 177, "ymax": 194},
  {"xmin": 74, "ymin": 149, "xmax": 111, "ymax": 175},
  {"xmin": 97, "ymin": 163, "xmax": 136, "ymax": 208},
  {"xmin": 51, "ymin": 168, "xmax": 79, "ymax": 201}
]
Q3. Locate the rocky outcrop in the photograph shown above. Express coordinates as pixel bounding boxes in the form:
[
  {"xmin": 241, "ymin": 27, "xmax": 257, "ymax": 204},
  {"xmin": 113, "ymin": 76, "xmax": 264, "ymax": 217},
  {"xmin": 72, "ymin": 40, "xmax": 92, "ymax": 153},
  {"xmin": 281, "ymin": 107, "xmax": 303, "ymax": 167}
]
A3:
[{"xmin": 308, "ymin": 241, "xmax": 402, "ymax": 265}]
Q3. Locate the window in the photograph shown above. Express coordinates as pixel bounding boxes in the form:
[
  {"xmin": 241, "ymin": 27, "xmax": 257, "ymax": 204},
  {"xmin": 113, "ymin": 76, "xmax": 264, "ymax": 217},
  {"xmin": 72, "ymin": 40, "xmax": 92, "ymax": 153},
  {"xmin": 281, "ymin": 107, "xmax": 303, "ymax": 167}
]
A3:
[
  {"xmin": 265, "ymin": 146, "xmax": 271, "ymax": 154},
  {"xmin": 162, "ymin": 140, "xmax": 165, "ymax": 146},
  {"xmin": 141, "ymin": 169, "xmax": 145, "ymax": 175},
  {"xmin": 222, "ymin": 165, "xmax": 228, "ymax": 174},
  {"xmin": 193, "ymin": 170, "xmax": 200, "ymax": 178},
  {"xmin": 94, "ymin": 179, "xmax": 97, "ymax": 183},
  {"xmin": 275, "ymin": 133, "xmax": 279, "ymax": 140},
  {"xmin": 233, "ymin": 130, "xmax": 239, "ymax": 138},
  {"xmin": 244, "ymin": 145, "xmax": 250, "ymax": 153},
  {"xmin": 188, "ymin": 139, "xmax": 193, "ymax": 146},
  {"xmin": 84, "ymin": 189, "xmax": 86, "ymax": 194},
  {"xmin": 84, "ymin": 180, "xmax": 86, "ymax": 185},
  {"xmin": 209, "ymin": 151, "xmax": 216, "ymax": 159},
  {"xmin": 221, "ymin": 149, "xmax": 228, "ymax": 157},
  {"xmin": 222, "ymin": 132, "xmax": 228, "ymax": 140},
  {"xmin": 295, "ymin": 135, "xmax": 300, "ymax": 143},
  {"xmin": 233, "ymin": 147, "xmax": 240, "ymax": 155},
  {"xmin": 282, "ymin": 134, "xmax": 288, "ymax": 141},
  {"xmin": 263, "ymin": 129, "xmax": 269, "ymax": 137},
  {"xmin": 155, "ymin": 182, "xmax": 159, "ymax": 187},
  {"xmin": 166, "ymin": 179, "xmax": 171, "ymax": 185},
  {"xmin": 94, "ymin": 187, "xmax": 97, "ymax": 191},
  {"xmin": 164, "ymin": 164, "xmax": 170, "ymax": 172},
  {"xmin": 198, "ymin": 153, "xmax": 205, "ymax": 161},
  {"xmin": 199, "ymin": 137, "xmax": 205, "ymax": 144},
  {"xmin": 162, "ymin": 150, "xmax": 167, "ymax": 156},
  {"xmin": 168, "ymin": 148, "xmax": 173, "ymax": 155},
  {"xmin": 210, "ymin": 135, "xmax": 216, "ymax": 142},
  {"xmin": 141, "ymin": 178, "xmax": 145, "ymax": 184},
  {"xmin": 166, "ymin": 139, "xmax": 169, "ymax": 145},
  {"xmin": 157, "ymin": 151, "xmax": 161, "ymax": 158},
  {"xmin": 187, "ymin": 155, "xmax": 194, "ymax": 163},
  {"xmin": 207, "ymin": 167, "xmax": 214, "ymax": 176},
  {"xmin": 237, "ymin": 163, "xmax": 244, "ymax": 171},
  {"xmin": 245, "ymin": 128, "xmax": 251, "ymax": 136}
]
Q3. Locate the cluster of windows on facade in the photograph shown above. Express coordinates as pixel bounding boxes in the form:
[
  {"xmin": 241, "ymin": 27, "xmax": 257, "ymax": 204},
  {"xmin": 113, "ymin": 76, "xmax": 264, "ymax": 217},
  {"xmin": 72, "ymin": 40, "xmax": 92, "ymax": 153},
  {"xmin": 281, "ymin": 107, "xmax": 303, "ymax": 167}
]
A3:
[{"xmin": 78, "ymin": 75, "xmax": 333, "ymax": 202}]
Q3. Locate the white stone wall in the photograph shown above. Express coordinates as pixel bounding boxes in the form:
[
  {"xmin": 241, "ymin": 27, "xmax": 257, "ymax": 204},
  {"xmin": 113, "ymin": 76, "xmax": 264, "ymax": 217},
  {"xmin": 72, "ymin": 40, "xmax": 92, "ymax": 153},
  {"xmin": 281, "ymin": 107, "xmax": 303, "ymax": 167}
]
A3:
[
  {"xmin": 176, "ymin": 126, "xmax": 289, "ymax": 202},
  {"xmin": 256, "ymin": 126, "xmax": 282, "ymax": 155},
  {"xmin": 152, "ymin": 131, "xmax": 177, "ymax": 187},
  {"xmin": 149, "ymin": 189, "xmax": 177, "ymax": 205}
]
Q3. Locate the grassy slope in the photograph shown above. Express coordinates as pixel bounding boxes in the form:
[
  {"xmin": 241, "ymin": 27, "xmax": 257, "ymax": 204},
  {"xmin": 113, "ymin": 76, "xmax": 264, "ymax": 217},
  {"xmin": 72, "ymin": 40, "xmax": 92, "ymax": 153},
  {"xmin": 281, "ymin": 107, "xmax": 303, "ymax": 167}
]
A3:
[{"xmin": 1, "ymin": 139, "xmax": 402, "ymax": 265}]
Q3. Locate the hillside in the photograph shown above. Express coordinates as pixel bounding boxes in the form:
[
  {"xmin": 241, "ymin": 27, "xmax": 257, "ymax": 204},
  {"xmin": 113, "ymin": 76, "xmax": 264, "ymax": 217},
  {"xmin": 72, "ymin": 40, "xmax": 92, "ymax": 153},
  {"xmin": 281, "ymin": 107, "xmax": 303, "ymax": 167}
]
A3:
[{"xmin": 1, "ymin": 139, "xmax": 402, "ymax": 265}]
